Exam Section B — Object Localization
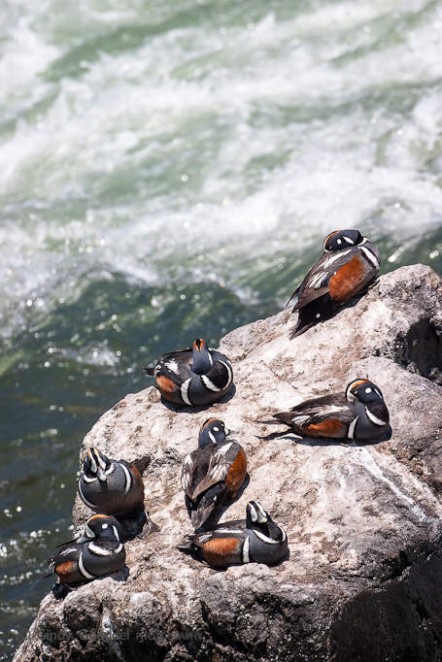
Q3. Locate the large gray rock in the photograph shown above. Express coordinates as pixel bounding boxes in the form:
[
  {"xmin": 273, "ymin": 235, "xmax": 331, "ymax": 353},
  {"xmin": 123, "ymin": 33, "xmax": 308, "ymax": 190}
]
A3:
[{"xmin": 14, "ymin": 264, "xmax": 442, "ymax": 662}]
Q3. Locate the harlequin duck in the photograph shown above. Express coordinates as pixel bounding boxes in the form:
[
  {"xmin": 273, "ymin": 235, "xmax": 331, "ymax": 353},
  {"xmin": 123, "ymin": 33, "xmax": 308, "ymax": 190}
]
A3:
[
  {"xmin": 178, "ymin": 500, "xmax": 288, "ymax": 568},
  {"xmin": 144, "ymin": 338, "xmax": 234, "ymax": 407},
  {"xmin": 78, "ymin": 448, "xmax": 155, "ymax": 540},
  {"xmin": 288, "ymin": 229, "xmax": 380, "ymax": 337},
  {"xmin": 48, "ymin": 514, "xmax": 126, "ymax": 597},
  {"xmin": 181, "ymin": 418, "xmax": 248, "ymax": 530},
  {"xmin": 263, "ymin": 378, "xmax": 391, "ymax": 442}
]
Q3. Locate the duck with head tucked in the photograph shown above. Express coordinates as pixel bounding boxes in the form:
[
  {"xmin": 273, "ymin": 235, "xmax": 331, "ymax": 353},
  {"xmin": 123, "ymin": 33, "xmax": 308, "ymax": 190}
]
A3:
[
  {"xmin": 48, "ymin": 514, "xmax": 126, "ymax": 597},
  {"xmin": 288, "ymin": 229, "xmax": 380, "ymax": 337},
  {"xmin": 178, "ymin": 501, "xmax": 288, "ymax": 568},
  {"xmin": 144, "ymin": 338, "xmax": 234, "ymax": 407},
  {"xmin": 78, "ymin": 447, "xmax": 156, "ymax": 540}
]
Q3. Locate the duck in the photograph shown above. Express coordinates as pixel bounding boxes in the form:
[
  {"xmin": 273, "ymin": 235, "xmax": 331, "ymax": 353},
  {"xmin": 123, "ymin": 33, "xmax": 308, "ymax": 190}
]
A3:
[
  {"xmin": 47, "ymin": 514, "xmax": 126, "ymax": 596},
  {"xmin": 78, "ymin": 447, "xmax": 156, "ymax": 540},
  {"xmin": 144, "ymin": 338, "xmax": 234, "ymax": 406},
  {"xmin": 288, "ymin": 229, "xmax": 380, "ymax": 337},
  {"xmin": 178, "ymin": 501, "xmax": 288, "ymax": 568},
  {"xmin": 181, "ymin": 418, "xmax": 247, "ymax": 530},
  {"xmin": 263, "ymin": 378, "xmax": 391, "ymax": 442}
]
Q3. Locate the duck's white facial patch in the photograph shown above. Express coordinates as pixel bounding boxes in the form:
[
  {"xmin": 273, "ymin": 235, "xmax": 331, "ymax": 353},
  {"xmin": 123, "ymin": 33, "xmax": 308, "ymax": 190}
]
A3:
[
  {"xmin": 101, "ymin": 523, "xmax": 109, "ymax": 529},
  {"xmin": 365, "ymin": 387, "xmax": 372, "ymax": 394},
  {"xmin": 84, "ymin": 524, "xmax": 95, "ymax": 538},
  {"xmin": 337, "ymin": 238, "xmax": 342, "ymax": 245},
  {"xmin": 213, "ymin": 427, "xmax": 219, "ymax": 432},
  {"xmin": 343, "ymin": 235, "xmax": 355, "ymax": 244}
]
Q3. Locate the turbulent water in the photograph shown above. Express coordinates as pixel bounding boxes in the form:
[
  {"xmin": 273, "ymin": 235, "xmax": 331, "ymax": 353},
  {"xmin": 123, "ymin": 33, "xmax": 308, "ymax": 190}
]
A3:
[{"xmin": 0, "ymin": 0, "xmax": 441, "ymax": 657}]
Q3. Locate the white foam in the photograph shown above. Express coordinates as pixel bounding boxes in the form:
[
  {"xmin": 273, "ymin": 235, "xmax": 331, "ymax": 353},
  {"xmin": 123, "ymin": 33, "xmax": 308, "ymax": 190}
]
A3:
[{"xmin": 0, "ymin": 0, "xmax": 441, "ymax": 342}]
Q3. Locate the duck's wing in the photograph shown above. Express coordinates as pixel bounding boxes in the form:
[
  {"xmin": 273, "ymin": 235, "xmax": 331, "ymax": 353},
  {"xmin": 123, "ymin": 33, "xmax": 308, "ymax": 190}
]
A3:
[
  {"xmin": 181, "ymin": 448, "xmax": 210, "ymax": 497},
  {"xmin": 290, "ymin": 248, "xmax": 357, "ymax": 311},
  {"xmin": 189, "ymin": 442, "xmax": 244, "ymax": 502},
  {"xmin": 47, "ymin": 543, "xmax": 83, "ymax": 581},
  {"xmin": 274, "ymin": 394, "xmax": 353, "ymax": 438},
  {"xmin": 144, "ymin": 347, "xmax": 192, "ymax": 378}
]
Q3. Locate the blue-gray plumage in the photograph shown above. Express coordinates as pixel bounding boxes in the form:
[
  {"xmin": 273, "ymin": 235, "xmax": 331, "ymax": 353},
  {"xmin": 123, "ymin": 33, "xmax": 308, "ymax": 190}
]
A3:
[
  {"xmin": 144, "ymin": 338, "xmax": 234, "ymax": 406},
  {"xmin": 178, "ymin": 501, "xmax": 288, "ymax": 568},
  {"xmin": 48, "ymin": 514, "xmax": 126, "ymax": 591},
  {"xmin": 264, "ymin": 378, "xmax": 391, "ymax": 442}
]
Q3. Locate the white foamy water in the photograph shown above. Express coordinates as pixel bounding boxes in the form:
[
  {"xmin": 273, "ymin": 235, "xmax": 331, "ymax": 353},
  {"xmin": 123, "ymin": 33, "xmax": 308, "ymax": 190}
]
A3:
[{"xmin": 0, "ymin": 0, "xmax": 441, "ymax": 341}]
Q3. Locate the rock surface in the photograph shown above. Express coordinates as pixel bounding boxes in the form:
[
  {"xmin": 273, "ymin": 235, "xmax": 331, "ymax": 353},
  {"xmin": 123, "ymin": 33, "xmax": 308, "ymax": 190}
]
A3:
[{"xmin": 14, "ymin": 264, "xmax": 442, "ymax": 662}]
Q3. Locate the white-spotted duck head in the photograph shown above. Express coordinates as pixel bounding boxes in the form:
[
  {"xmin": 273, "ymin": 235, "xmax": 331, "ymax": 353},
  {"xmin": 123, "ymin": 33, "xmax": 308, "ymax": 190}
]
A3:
[
  {"xmin": 198, "ymin": 418, "xmax": 232, "ymax": 448},
  {"xmin": 323, "ymin": 229, "xmax": 364, "ymax": 252},
  {"xmin": 345, "ymin": 378, "xmax": 385, "ymax": 404}
]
